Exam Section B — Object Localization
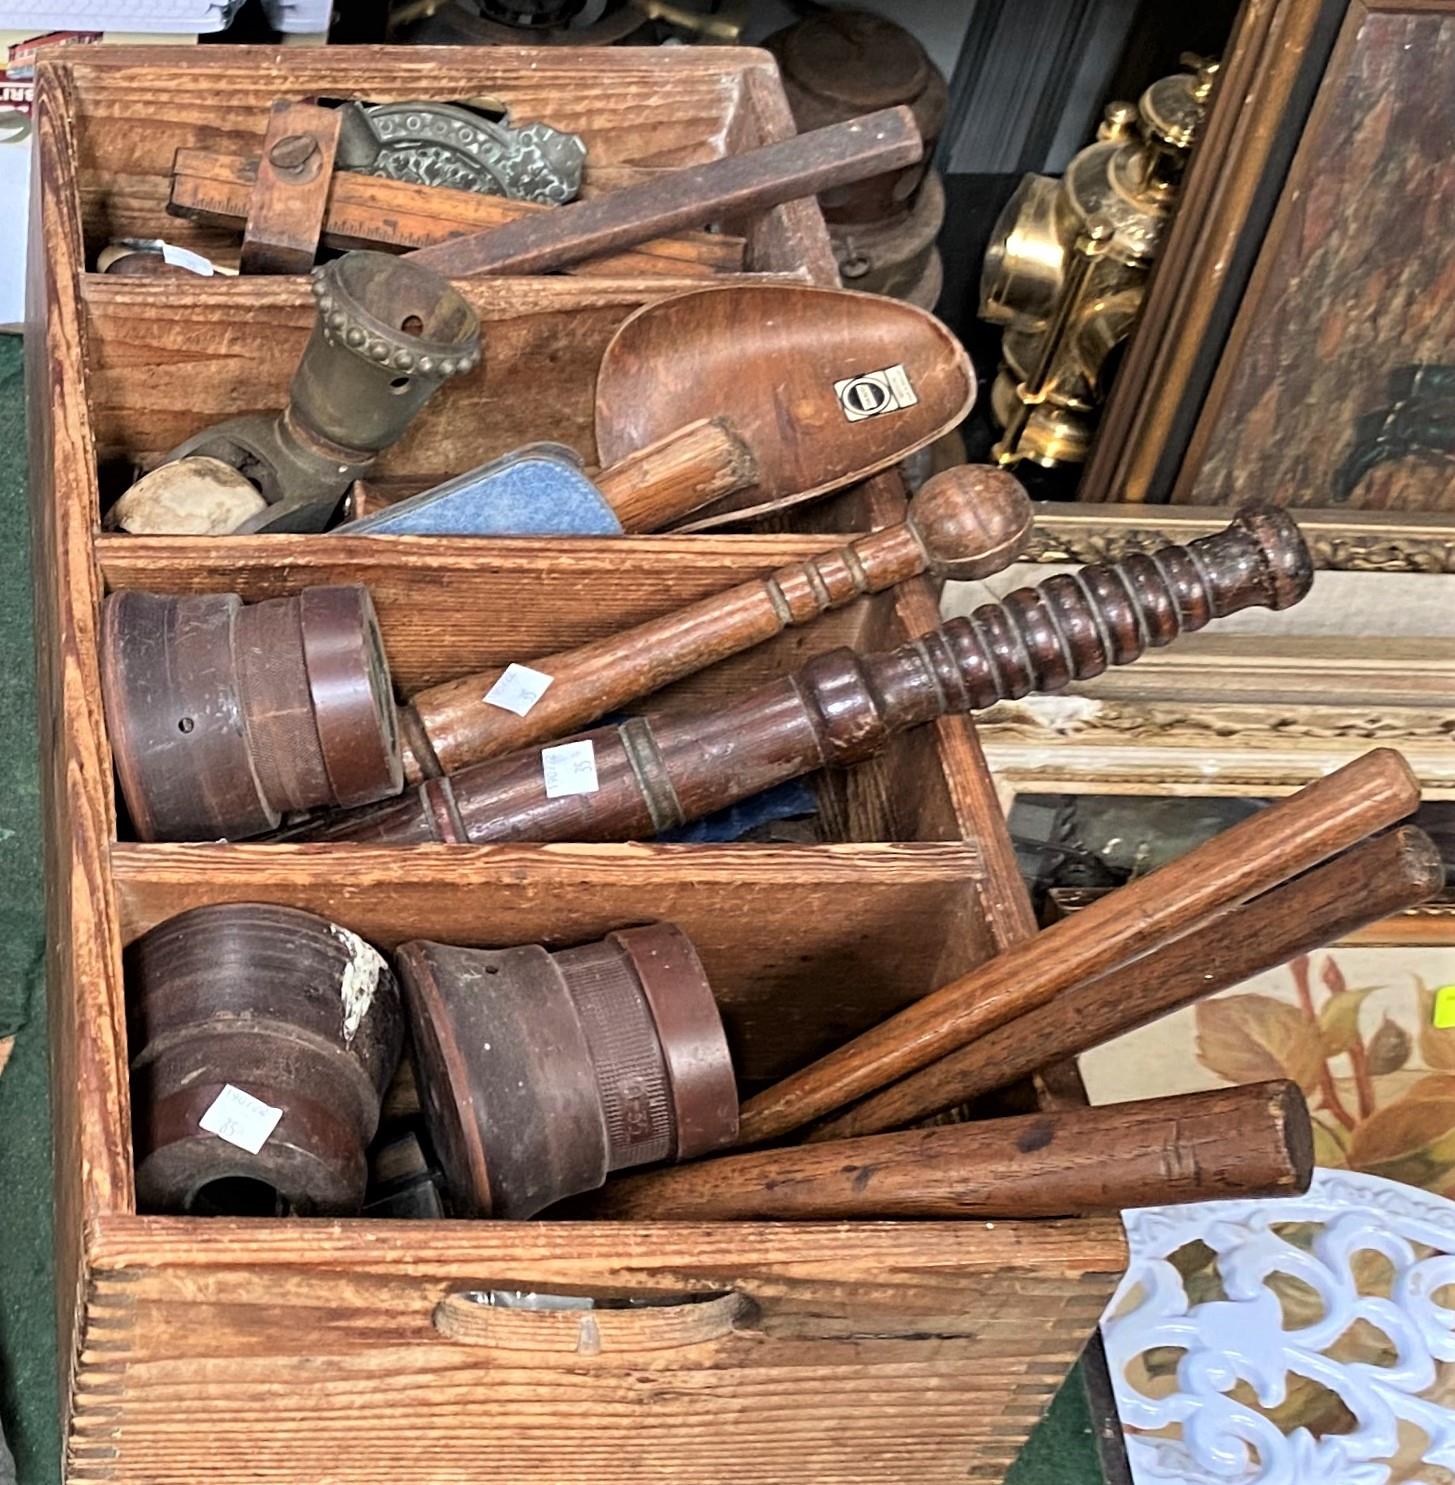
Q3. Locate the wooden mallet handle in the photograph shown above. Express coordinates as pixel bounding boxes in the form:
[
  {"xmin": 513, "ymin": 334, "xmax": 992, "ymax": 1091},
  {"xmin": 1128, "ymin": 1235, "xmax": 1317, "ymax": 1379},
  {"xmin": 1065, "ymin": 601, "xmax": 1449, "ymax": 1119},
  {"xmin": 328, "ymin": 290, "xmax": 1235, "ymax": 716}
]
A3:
[
  {"xmin": 737, "ymin": 746, "xmax": 1419, "ymax": 1145},
  {"xmin": 405, "ymin": 108, "xmax": 923, "ymax": 278},
  {"xmin": 812, "ymin": 824, "xmax": 1443, "ymax": 1141},
  {"xmin": 593, "ymin": 417, "xmax": 759, "ymax": 533},
  {"xmin": 400, "ymin": 466, "xmax": 1032, "ymax": 782},
  {"xmin": 583, "ymin": 1082, "xmax": 1313, "ymax": 1221}
]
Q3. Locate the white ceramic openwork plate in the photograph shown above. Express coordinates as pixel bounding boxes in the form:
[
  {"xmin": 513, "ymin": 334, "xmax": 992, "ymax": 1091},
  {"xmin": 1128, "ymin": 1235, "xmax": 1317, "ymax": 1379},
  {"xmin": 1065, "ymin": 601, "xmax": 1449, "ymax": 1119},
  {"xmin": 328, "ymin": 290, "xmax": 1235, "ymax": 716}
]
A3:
[{"xmin": 1103, "ymin": 1169, "xmax": 1455, "ymax": 1485}]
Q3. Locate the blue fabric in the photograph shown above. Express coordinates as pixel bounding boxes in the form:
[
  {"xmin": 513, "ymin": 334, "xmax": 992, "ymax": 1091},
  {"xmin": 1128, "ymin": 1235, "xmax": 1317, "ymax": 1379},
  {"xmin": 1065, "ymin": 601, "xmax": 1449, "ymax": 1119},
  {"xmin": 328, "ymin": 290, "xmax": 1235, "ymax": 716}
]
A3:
[
  {"xmin": 338, "ymin": 445, "xmax": 623, "ymax": 536},
  {"xmin": 655, "ymin": 779, "xmax": 818, "ymax": 843}
]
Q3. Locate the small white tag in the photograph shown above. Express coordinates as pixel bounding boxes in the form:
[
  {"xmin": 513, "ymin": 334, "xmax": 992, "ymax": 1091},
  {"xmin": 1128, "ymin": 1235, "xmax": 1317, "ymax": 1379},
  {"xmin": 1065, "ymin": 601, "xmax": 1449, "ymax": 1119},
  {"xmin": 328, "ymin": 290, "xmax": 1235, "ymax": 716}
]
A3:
[
  {"xmin": 199, "ymin": 1084, "xmax": 283, "ymax": 1155},
  {"xmin": 834, "ymin": 364, "xmax": 920, "ymax": 422},
  {"xmin": 484, "ymin": 663, "xmax": 554, "ymax": 717},
  {"xmin": 541, "ymin": 740, "xmax": 598, "ymax": 799},
  {"xmin": 160, "ymin": 240, "xmax": 217, "ymax": 277}
]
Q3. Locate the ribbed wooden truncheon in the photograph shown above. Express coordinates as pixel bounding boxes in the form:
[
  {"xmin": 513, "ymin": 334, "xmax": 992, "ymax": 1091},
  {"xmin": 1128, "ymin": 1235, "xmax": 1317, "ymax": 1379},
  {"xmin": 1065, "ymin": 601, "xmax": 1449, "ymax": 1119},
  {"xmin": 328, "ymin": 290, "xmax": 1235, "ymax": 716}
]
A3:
[{"xmin": 29, "ymin": 46, "xmax": 1126, "ymax": 1485}]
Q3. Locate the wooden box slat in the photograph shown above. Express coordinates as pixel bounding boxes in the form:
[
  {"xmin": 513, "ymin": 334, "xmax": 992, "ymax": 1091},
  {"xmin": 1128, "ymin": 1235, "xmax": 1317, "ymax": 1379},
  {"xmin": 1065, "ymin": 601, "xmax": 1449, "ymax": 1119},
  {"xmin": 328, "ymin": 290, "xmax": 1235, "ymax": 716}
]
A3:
[{"xmin": 30, "ymin": 45, "xmax": 1125, "ymax": 1485}]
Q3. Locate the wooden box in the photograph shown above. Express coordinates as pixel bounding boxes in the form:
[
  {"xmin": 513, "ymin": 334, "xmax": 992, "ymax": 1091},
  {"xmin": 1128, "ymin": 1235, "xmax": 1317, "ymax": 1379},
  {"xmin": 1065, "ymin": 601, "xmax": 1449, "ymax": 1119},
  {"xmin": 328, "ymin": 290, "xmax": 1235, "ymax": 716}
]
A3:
[{"xmin": 29, "ymin": 46, "xmax": 1127, "ymax": 1485}]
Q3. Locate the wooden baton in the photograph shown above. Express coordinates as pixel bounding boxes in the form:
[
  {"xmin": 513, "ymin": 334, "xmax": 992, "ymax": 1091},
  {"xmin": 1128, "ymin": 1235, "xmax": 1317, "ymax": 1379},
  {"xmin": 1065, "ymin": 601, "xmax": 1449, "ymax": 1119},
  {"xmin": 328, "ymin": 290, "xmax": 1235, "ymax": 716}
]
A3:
[
  {"xmin": 583, "ymin": 1082, "xmax": 1313, "ymax": 1221},
  {"xmin": 812, "ymin": 824, "xmax": 1444, "ymax": 1141},
  {"xmin": 404, "ymin": 108, "xmax": 923, "ymax": 277},
  {"xmin": 398, "ymin": 466, "xmax": 1033, "ymax": 781},
  {"xmin": 736, "ymin": 746, "xmax": 1420, "ymax": 1145}
]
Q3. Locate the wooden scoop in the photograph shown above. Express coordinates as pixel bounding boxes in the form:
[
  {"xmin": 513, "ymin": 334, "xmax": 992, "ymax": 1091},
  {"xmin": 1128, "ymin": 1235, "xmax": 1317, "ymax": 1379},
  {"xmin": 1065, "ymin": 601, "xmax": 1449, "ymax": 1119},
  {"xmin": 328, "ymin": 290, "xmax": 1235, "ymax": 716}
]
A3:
[{"xmin": 595, "ymin": 283, "xmax": 976, "ymax": 529}]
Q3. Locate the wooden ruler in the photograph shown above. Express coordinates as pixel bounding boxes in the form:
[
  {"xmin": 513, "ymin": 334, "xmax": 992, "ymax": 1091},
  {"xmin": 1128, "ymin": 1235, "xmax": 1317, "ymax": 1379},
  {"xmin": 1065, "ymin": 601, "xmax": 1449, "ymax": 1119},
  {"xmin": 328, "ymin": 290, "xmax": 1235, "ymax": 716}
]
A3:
[{"xmin": 170, "ymin": 148, "xmax": 747, "ymax": 279}]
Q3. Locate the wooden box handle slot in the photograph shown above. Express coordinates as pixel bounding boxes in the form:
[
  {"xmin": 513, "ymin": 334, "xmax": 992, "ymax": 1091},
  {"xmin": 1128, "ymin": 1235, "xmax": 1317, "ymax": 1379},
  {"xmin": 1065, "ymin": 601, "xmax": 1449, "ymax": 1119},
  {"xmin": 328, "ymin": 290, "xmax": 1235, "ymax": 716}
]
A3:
[{"xmin": 433, "ymin": 1288, "xmax": 754, "ymax": 1354}]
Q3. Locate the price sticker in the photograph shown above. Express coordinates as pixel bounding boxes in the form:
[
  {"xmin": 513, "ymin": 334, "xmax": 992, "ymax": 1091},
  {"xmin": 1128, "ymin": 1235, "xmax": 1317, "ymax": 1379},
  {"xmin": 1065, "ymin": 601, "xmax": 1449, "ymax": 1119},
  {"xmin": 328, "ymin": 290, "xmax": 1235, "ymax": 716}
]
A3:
[
  {"xmin": 1433, "ymin": 986, "xmax": 1455, "ymax": 1030},
  {"xmin": 199, "ymin": 1084, "xmax": 283, "ymax": 1155},
  {"xmin": 160, "ymin": 240, "xmax": 218, "ymax": 277},
  {"xmin": 484, "ymin": 663, "xmax": 554, "ymax": 717},
  {"xmin": 541, "ymin": 740, "xmax": 598, "ymax": 799}
]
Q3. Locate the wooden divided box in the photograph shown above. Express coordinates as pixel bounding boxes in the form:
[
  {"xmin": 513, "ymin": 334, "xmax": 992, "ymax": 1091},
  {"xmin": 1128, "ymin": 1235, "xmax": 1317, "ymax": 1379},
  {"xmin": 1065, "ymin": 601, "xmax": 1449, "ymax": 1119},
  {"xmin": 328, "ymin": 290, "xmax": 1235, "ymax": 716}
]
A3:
[{"xmin": 28, "ymin": 45, "xmax": 1126, "ymax": 1485}]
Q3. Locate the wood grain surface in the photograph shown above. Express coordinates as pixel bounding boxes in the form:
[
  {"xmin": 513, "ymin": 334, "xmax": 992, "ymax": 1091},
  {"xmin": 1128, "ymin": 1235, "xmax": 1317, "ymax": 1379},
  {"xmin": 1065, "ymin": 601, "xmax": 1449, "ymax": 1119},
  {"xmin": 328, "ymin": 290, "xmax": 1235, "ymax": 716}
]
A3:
[
  {"xmin": 68, "ymin": 1215, "xmax": 1125, "ymax": 1485},
  {"xmin": 110, "ymin": 842, "xmax": 992, "ymax": 1084},
  {"xmin": 587, "ymin": 1082, "xmax": 1313, "ymax": 1220},
  {"xmin": 27, "ymin": 73, "xmax": 134, "ymax": 1436},
  {"xmin": 403, "ymin": 467, "xmax": 1030, "ymax": 778},
  {"xmin": 405, "ymin": 107, "xmax": 920, "ymax": 276},
  {"xmin": 815, "ymin": 824, "xmax": 1443, "ymax": 1138},
  {"xmin": 739, "ymin": 749, "xmax": 1421, "ymax": 1144},
  {"xmin": 237, "ymin": 99, "xmax": 342, "ymax": 274},
  {"xmin": 60, "ymin": 44, "xmax": 837, "ymax": 281},
  {"xmin": 596, "ymin": 283, "xmax": 975, "ymax": 526},
  {"xmin": 36, "ymin": 45, "xmax": 1102, "ymax": 1485},
  {"xmin": 170, "ymin": 144, "xmax": 745, "ymax": 278}
]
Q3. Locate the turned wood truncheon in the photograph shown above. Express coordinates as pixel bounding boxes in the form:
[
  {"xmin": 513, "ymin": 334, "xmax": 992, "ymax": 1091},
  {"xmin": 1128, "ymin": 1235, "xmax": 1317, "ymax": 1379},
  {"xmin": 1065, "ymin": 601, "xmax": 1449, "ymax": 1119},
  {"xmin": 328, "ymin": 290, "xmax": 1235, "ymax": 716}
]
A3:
[
  {"xmin": 397, "ymin": 466, "xmax": 1032, "ymax": 780},
  {"xmin": 281, "ymin": 502, "xmax": 1313, "ymax": 846}
]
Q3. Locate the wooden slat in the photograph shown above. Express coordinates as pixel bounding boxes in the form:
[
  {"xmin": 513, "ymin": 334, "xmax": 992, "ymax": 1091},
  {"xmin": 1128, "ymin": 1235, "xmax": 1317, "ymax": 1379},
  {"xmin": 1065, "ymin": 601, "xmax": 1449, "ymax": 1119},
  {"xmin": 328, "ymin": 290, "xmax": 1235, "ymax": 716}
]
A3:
[
  {"xmin": 70, "ymin": 1215, "xmax": 1123, "ymax": 1485},
  {"xmin": 27, "ymin": 67, "xmax": 135, "ymax": 1341},
  {"xmin": 170, "ymin": 144, "xmax": 745, "ymax": 278},
  {"xmin": 110, "ymin": 841, "xmax": 985, "ymax": 1082},
  {"xmin": 61, "ymin": 45, "xmax": 837, "ymax": 281}
]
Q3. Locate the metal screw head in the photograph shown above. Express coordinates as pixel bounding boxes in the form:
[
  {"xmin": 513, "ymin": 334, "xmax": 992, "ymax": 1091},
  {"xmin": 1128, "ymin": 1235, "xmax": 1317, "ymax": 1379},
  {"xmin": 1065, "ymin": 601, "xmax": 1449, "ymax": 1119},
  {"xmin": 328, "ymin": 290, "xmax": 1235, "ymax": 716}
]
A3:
[{"xmin": 268, "ymin": 133, "xmax": 321, "ymax": 174}]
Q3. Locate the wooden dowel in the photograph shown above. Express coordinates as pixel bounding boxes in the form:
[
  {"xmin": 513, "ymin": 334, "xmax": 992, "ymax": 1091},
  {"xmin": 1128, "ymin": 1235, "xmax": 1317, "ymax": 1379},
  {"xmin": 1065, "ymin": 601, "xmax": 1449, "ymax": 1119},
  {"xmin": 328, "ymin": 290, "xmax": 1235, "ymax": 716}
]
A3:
[
  {"xmin": 401, "ymin": 466, "xmax": 1032, "ymax": 781},
  {"xmin": 813, "ymin": 825, "xmax": 1444, "ymax": 1141},
  {"xmin": 594, "ymin": 417, "xmax": 759, "ymax": 533},
  {"xmin": 737, "ymin": 748, "xmax": 1420, "ymax": 1146},
  {"xmin": 583, "ymin": 1082, "xmax": 1313, "ymax": 1221},
  {"xmin": 404, "ymin": 108, "xmax": 922, "ymax": 278}
]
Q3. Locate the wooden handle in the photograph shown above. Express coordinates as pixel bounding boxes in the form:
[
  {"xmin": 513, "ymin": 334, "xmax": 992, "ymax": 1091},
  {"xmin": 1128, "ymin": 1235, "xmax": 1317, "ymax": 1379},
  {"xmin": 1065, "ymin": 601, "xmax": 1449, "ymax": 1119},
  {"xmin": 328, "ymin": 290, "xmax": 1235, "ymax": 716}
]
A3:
[
  {"xmin": 286, "ymin": 504, "xmax": 1318, "ymax": 845},
  {"xmin": 584, "ymin": 1083, "xmax": 1313, "ymax": 1221},
  {"xmin": 813, "ymin": 825, "xmax": 1444, "ymax": 1141},
  {"xmin": 401, "ymin": 466, "xmax": 1032, "ymax": 782},
  {"xmin": 736, "ymin": 748, "xmax": 1419, "ymax": 1145},
  {"xmin": 404, "ymin": 108, "xmax": 923, "ymax": 277},
  {"xmin": 593, "ymin": 417, "xmax": 759, "ymax": 533}
]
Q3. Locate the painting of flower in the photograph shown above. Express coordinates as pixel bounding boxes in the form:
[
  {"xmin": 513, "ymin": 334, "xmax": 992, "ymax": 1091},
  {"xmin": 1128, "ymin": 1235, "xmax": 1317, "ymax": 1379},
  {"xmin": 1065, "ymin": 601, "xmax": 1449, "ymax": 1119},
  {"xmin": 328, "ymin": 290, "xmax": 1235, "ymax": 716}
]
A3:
[{"xmin": 1078, "ymin": 945, "xmax": 1455, "ymax": 1196}]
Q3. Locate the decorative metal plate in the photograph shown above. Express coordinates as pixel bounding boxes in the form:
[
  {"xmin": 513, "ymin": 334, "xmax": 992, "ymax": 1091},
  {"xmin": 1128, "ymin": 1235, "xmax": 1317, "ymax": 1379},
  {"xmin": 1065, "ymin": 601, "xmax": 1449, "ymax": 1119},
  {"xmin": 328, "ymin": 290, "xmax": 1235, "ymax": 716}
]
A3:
[{"xmin": 335, "ymin": 101, "xmax": 586, "ymax": 204}]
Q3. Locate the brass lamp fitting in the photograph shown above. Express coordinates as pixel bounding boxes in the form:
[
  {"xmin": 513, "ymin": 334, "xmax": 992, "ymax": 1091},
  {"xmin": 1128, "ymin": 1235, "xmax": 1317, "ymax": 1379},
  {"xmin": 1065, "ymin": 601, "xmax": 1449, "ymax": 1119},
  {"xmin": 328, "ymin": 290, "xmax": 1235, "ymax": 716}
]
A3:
[{"xmin": 979, "ymin": 55, "xmax": 1218, "ymax": 468}]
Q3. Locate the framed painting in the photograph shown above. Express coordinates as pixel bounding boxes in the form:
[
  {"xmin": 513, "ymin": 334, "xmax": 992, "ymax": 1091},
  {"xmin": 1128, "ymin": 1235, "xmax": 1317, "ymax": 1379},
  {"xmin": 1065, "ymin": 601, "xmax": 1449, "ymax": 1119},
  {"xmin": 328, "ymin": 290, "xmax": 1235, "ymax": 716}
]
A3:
[
  {"xmin": 1074, "ymin": 903, "xmax": 1455, "ymax": 1193},
  {"xmin": 1173, "ymin": 0, "xmax": 1455, "ymax": 511}
]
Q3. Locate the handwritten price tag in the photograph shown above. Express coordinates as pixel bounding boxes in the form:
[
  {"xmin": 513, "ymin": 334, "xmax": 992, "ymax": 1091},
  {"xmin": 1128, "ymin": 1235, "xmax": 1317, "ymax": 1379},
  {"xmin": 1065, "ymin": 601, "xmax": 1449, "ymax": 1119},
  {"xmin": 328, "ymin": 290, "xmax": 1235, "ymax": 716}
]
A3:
[
  {"xmin": 199, "ymin": 1084, "xmax": 283, "ymax": 1155},
  {"xmin": 484, "ymin": 663, "xmax": 554, "ymax": 717},
  {"xmin": 541, "ymin": 740, "xmax": 598, "ymax": 799}
]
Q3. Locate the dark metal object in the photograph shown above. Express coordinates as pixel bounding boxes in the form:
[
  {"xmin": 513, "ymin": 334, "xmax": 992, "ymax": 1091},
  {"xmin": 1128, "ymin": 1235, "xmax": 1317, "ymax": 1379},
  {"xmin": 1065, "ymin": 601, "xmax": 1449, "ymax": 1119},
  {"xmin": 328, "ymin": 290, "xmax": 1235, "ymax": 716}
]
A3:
[
  {"xmin": 767, "ymin": 9, "xmax": 948, "ymax": 226},
  {"xmin": 403, "ymin": 0, "xmax": 648, "ymax": 45},
  {"xmin": 281, "ymin": 504, "xmax": 1313, "ymax": 847},
  {"xmin": 397, "ymin": 923, "xmax": 738, "ymax": 1218},
  {"xmin": 165, "ymin": 251, "xmax": 480, "ymax": 532},
  {"xmin": 335, "ymin": 101, "xmax": 586, "ymax": 205},
  {"xmin": 129, "ymin": 903, "xmax": 403, "ymax": 1218},
  {"xmin": 101, "ymin": 585, "xmax": 401, "ymax": 842}
]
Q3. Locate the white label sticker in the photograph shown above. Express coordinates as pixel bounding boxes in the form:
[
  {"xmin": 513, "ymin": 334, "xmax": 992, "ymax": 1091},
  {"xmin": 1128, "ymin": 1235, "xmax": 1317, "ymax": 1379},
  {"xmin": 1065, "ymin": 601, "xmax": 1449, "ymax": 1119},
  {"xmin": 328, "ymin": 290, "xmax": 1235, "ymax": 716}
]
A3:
[
  {"xmin": 199, "ymin": 1084, "xmax": 283, "ymax": 1155},
  {"xmin": 541, "ymin": 739, "xmax": 599, "ymax": 799},
  {"xmin": 834, "ymin": 364, "xmax": 920, "ymax": 422},
  {"xmin": 484, "ymin": 663, "xmax": 554, "ymax": 717},
  {"xmin": 160, "ymin": 240, "xmax": 218, "ymax": 277}
]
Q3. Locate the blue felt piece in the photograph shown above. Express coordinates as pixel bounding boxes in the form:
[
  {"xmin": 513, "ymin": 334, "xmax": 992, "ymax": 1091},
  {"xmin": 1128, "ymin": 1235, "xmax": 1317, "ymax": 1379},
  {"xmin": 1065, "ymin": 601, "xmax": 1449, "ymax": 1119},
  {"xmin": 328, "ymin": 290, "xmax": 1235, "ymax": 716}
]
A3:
[
  {"xmin": 655, "ymin": 779, "xmax": 819, "ymax": 843},
  {"xmin": 335, "ymin": 444, "xmax": 624, "ymax": 536}
]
